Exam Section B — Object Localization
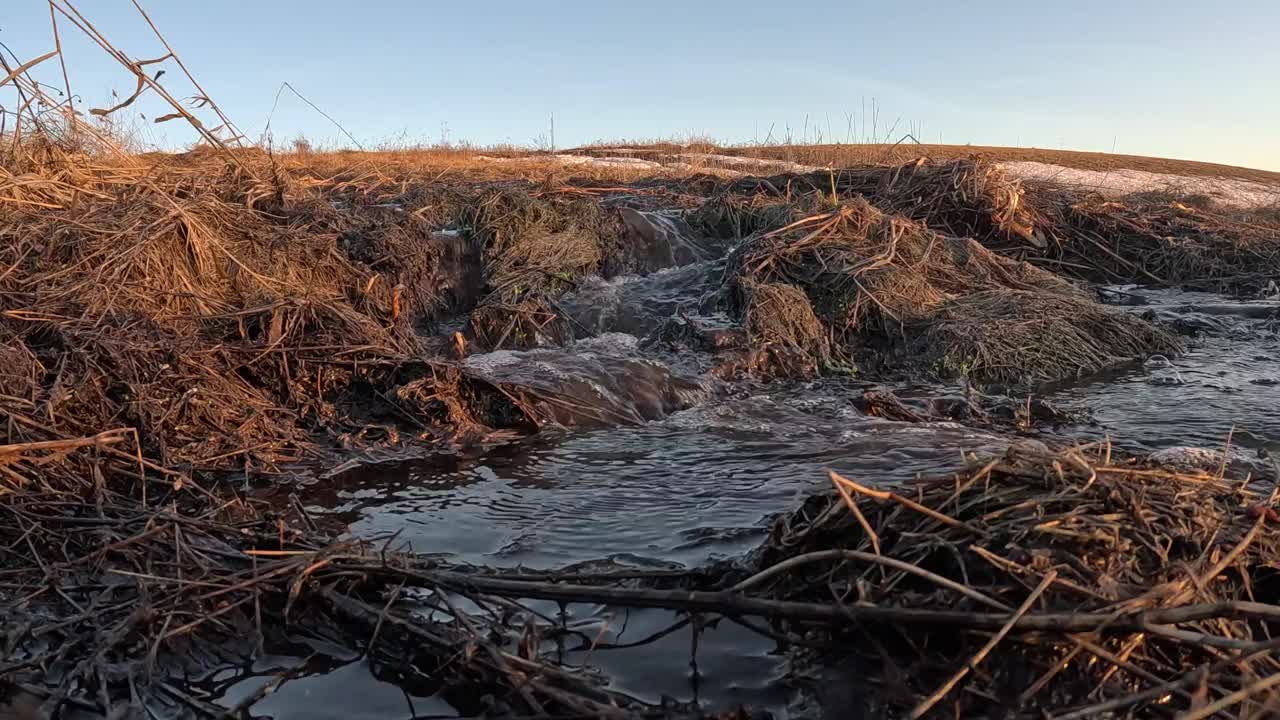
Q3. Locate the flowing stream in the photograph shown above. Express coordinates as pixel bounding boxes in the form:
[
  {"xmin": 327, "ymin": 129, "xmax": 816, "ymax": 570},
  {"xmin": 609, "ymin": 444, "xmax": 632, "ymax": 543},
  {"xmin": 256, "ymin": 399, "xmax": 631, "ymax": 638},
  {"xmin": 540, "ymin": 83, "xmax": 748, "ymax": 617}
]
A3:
[{"xmin": 204, "ymin": 212, "xmax": 1280, "ymax": 718}]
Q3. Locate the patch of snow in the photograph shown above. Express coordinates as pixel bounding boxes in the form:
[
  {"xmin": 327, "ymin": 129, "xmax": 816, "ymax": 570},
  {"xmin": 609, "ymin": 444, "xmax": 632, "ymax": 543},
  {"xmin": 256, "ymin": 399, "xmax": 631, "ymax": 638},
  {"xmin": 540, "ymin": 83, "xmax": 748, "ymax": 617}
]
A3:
[
  {"xmin": 472, "ymin": 154, "xmax": 663, "ymax": 169},
  {"xmin": 1004, "ymin": 161, "xmax": 1280, "ymax": 209},
  {"xmin": 467, "ymin": 153, "xmax": 1280, "ymax": 209},
  {"xmin": 550, "ymin": 154, "xmax": 663, "ymax": 168},
  {"xmin": 676, "ymin": 153, "xmax": 822, "ymax": 174}
]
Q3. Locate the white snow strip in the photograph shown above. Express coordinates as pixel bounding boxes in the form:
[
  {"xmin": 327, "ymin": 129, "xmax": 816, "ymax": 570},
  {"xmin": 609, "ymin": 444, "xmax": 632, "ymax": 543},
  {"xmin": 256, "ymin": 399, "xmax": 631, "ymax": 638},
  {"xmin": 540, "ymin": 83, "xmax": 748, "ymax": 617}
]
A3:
[
  {"xmin": 676, "ymin": 153, "xmax": 822, "ymax": 174},
  {"xmin": 1003, "ymin": 161, "xmax": 1280, "ymax": 209},
  {"xmin": 469, "ymin": 153, "xmax": 1280, "ymax": 209}
]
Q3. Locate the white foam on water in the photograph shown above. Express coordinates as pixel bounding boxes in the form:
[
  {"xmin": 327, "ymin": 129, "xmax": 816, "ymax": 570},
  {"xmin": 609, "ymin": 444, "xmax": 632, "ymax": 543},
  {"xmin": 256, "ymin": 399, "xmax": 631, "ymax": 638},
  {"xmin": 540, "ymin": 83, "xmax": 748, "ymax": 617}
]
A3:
[
  {"xmin": 462, "ymin": 349, "xmax": 524, "ymax": 373},
  {"xmin": 1146, "ymin": 446, "xmax": 1249, "ymax": 472},
  {"xmin": 575, "ymin": 332, "xmax": 642, "ymax": 354}
]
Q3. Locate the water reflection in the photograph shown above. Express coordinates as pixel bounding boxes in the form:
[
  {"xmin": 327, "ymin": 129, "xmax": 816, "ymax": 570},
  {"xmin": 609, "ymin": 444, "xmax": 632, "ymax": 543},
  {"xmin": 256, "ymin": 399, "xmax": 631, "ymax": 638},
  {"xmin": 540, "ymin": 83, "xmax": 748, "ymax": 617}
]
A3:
[{"xmin": 202, "ymin": 652, "xmax": 454, "ymax": 719}]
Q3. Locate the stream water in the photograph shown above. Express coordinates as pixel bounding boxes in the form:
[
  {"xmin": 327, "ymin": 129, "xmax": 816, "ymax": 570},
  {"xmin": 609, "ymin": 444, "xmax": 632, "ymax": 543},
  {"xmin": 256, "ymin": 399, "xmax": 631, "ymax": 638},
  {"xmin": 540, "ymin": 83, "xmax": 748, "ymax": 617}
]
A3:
[{"xmin": 207, "ymin": 214, "xmax": 1280, "ymax": 718}]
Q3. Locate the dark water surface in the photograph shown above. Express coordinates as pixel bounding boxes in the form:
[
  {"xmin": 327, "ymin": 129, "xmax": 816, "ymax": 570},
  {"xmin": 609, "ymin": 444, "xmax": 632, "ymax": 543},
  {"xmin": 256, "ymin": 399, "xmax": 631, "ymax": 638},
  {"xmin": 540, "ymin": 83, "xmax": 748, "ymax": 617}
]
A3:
[
  {"xmin": 1049, "ymin": 287, "xmax": 1280, "ymax": 458},
  {"xmin": 313, "ymin": 384, "xmax": 1006, "ymax": 569}
]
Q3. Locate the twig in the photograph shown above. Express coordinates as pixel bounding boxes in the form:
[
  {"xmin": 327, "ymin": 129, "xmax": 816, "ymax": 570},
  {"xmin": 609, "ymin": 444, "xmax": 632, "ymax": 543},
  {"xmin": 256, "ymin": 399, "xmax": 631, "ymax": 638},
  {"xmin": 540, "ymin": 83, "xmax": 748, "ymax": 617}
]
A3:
[
  {"xmin": 1050, "ymin": 668, "xmax": 1205, "ymax": 720},
  {"xmin": 830, "ymin": 470, "xmax": 990, "ymax": 537},
  {"xmin": 728, "ymin": 549, "xmax": 1010, "ymax": 611},
  {"xmin": 909, "ymin": 571, "xmax": 1056, "ymax": 718},
  {"xmin": 1176, "ymin": 670, "xmax": 1280, "ymax": 720},
  {"xmin": 265, "ymin": 82, "xmax": 365, "ymax": 151},
  {"xmin": 48, "ymin": 2, "xmax": 76, "ymax": 132},
  {"xmin": 129, "ymin": 0, "xmax": 246, "ymax": 144},
  {"xmin": 0, "ymin": 51, "xmax": 58, "ymax": 89}
]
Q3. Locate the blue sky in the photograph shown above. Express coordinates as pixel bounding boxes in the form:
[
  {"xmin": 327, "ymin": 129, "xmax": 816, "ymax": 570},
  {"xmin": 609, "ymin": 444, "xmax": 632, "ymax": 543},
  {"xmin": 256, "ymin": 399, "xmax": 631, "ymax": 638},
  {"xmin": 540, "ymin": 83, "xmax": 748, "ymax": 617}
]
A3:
[{"xmin": 5, "ymin": 1, "xmax": 1279, "ymax": 169}]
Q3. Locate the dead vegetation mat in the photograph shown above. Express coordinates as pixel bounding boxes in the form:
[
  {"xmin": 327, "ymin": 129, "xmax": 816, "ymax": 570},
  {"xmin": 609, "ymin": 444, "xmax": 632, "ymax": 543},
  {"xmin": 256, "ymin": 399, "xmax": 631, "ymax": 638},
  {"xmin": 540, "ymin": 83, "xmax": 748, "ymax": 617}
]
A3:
[
  {"xmin": 0, "ymin": 142, "xmax": 655, "ymax": 472},
  {"xmin": 1054, "ymin": 193, "xmax": 1280, "ymax": 294},
  {"xmin": 701, "ymin": 156, "xmax": 1280, "ymax": 296},
  {"xmin": 752, "ymin": 441, "xmax": 1280, "ymax": 718},
  {"xmin": 712, "ymin": 157, "xmax": 1050, "ymax": 251},
  {"xmin": 0, "ymin": 429, "xmax": 728, "ymax": 719},
  {"xmin": 722, "ymin": 197, "xmax": 1179, "ymax": 384},
  {"xmin": 462, "ymin": 187, "xmax": 627, "ymax": 350},
  {"xmin": 12, "ymin": 431, "xmax": 1280, "ymax": 717}
]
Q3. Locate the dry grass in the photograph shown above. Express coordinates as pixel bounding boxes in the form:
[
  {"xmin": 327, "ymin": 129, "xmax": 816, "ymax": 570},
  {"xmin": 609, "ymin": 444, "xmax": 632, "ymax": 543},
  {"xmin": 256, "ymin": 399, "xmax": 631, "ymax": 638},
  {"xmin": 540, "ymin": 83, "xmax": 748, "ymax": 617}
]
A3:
[
  {"xmin": 690, "ymin": 156, "xmax": 1280, "ymax": 295},
  {"xmin": 688, "ymin": 193, "xmax": 817, "ymax": 238},
  {"xmin": 1, "ymin": 142, "xmax": 439, "ymax": 459},
  {"xmin": 741, "ymin": 280, "xmax": 831, "ymax": 367},
  {"xmin": 468, "ymin": 297, "xmax": 572, "ymax": 351},
  {"xmin": 1055, "ymin": 192, "xmax": 1280, "ymax": 292},
  {"xmin": 921, "ymin": 289, "xmax": 1185, "ymax": 385},
  {"xmin": 0, "ymin": 129, "xmax": 739, "ymax": 471},
  {"xmin": 465, "ymin": 188, "xmax": 614, "ymax": 302},
  {"xmin": 720, "ymin": 197, "xmax": 1177, "ymax": 384},
  {"xmin": 279, "ymin": 146, "xmax": 695, "ymax": 188}
]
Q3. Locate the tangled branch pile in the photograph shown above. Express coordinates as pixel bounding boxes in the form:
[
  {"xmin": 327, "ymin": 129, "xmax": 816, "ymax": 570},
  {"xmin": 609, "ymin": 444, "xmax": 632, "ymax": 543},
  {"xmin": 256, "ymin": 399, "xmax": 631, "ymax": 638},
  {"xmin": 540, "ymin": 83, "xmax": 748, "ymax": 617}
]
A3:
[
  {"xmin": 715, "ymin": 157, "xmax": 1050, "ymax": 250},
  {"xmin": 723, "ymin": 198, "xmax": 1178, "ymax": 384},
  {"xmin": 1056, "ymin": 193, "xmax": 1280, "ymax": 293},
  {"xmin": 839, "ymin": 157, "xmax": 1048, "ymax": 249},
  {"xmin": 753, "ymin": 442, "xmax": 1280, "ymax": 718},
  {"xmin": 11, "ymin": 415, "xmax": 1279, "ymax": 716},
  {"xmin": 0, "ymin": 431, "xmax": 720, "ymax": 719}
]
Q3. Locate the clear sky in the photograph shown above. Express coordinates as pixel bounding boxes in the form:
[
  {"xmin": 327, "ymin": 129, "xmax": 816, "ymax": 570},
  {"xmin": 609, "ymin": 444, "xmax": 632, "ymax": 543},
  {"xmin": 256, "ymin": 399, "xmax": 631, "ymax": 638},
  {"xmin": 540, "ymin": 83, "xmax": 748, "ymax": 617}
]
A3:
[{"xmin": 5, "ymin": 1, "xmax": 1279, "ymax": 169}]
